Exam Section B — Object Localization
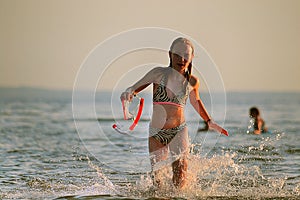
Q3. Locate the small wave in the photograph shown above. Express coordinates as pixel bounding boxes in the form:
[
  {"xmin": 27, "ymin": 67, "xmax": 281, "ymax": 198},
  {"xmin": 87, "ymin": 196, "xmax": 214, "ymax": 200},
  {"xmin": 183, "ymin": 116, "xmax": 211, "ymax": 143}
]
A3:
[
  {"xmin": 97, "ymin": 117, "xmax": 150, "ymax": 122},
  {"xmin": 285, "ymin": 148, "xmax": 300, "ymax": 154},
  {"xmin": 73, "ymin": 117, "xmax": 150, "ymax": 122}
]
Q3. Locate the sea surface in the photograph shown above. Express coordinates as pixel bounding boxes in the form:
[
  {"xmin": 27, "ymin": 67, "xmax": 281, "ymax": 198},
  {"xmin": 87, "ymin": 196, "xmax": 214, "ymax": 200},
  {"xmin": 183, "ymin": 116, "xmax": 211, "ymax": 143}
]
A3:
[{"xmin": 0, "ymin": 88, "xmax": 299, "ymax": 199}]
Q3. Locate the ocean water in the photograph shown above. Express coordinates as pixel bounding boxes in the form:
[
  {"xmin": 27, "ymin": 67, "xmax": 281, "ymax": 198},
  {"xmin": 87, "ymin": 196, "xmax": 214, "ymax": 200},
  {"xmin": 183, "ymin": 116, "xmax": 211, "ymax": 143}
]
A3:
[{"xmin": 0, "ymin": 88, "xmax": 299, "ymax": 199}]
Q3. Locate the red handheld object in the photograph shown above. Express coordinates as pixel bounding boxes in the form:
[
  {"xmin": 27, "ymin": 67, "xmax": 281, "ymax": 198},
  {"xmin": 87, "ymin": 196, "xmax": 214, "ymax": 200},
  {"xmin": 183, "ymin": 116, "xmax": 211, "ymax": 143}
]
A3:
[
  {"xmin": 129, "ymin": 98, "xmax": 144, "ymax": 130},
  {"xmin": 113, "ymin": 97, "xmax": 144, "ymax": 133}
]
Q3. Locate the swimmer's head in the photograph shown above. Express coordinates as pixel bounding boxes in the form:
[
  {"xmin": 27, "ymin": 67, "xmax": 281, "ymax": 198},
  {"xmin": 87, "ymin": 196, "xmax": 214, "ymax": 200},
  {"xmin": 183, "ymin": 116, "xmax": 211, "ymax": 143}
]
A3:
[{"xmin": 249, "ymin": 107, "xmax": 260, "ymax": 118}]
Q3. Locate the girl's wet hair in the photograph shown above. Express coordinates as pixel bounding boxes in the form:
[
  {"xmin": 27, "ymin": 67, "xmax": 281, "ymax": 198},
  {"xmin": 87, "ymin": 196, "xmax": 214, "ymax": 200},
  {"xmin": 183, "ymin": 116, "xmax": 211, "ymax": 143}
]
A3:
[{"xmin": 169, "ymin": 37, "xmax": 194, "ymax": 82}]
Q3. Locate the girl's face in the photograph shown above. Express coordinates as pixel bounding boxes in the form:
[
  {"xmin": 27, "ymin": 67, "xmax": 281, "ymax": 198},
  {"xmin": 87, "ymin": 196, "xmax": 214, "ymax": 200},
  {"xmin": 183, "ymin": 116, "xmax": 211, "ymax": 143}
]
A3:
[{"xmin": 169, "ymin": 43, "xmax": 194, "ymax": 71}]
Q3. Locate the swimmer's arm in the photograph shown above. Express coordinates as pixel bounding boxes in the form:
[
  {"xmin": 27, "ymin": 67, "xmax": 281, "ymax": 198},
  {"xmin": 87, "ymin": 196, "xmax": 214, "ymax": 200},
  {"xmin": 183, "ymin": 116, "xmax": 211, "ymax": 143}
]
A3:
[
  {"xmin": 253, "ymin": 120, "xmax": 264, "ymax": 134},
  {"xmin": 253, "ymin": 130, "xmax": 261, "ymax": 134},
  {"xmin": 121, "ymin": 67, "xmax": 163, "ymax": 101}
]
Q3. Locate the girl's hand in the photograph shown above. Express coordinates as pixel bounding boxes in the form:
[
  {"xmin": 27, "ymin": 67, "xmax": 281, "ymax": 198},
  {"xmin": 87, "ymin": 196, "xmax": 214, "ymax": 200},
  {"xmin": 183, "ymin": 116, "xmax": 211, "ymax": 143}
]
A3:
[
  {"xmin": 120, "ymin": 88, "xmax": 134, "ymax": 102},
  {"xmin": 120, "ymin": 91, "xmax": 133, "ymax": 102},
  {"xmin": 208, "ymin": 120, "xmax": 229, "ymax": 136}
]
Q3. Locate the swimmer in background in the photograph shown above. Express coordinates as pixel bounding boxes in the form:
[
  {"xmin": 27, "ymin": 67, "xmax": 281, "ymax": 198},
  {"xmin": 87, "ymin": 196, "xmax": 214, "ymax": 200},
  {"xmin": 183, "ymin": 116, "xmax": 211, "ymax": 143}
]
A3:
[
  {"xmin": 197, "ymin": 120, "xmax": 209, "ymax": 132},
  {"xmin": 249, "ymin": 107, "xmax": 268, "ymax": 134}
]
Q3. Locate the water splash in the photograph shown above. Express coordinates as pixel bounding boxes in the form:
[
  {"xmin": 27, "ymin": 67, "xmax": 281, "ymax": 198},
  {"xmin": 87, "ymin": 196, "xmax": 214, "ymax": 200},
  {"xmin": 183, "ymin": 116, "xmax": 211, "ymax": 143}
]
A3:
[
  {"xmin": 72, "ymin": 156, "xmax": 121, "ymax": 197},
  {"xmin": 130, "ymin": 151, "xmax": 298, "ymax": 199},
  {"xmin": 86, "ymin": 157, "xmax": 116, "ymax": 191},
  {"xmin": 247, "ymin": 118, "xmax": 255, "ymax": 134}
]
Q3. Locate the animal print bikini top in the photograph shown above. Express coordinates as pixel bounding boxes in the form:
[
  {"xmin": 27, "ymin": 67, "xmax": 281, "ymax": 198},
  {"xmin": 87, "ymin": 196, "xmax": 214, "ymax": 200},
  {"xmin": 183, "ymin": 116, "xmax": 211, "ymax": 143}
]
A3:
[{"xmin": 153, "ymin": 72, "xmax": 189, "ymax": 107}]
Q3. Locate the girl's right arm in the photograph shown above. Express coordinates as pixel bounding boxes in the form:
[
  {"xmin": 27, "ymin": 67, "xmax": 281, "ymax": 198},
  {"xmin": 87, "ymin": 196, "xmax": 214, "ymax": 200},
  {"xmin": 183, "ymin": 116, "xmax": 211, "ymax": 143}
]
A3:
[{"xmin": 120, "ymin": 67, "xmax": 163, "ymax": 101}]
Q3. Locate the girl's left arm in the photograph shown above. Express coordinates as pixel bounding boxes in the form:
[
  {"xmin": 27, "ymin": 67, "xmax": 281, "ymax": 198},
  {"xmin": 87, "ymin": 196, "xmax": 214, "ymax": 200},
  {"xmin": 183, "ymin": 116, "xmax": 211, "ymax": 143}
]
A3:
[{"xmin": 189, "ymin": 76, "xmax": 229, "ymax": 136}]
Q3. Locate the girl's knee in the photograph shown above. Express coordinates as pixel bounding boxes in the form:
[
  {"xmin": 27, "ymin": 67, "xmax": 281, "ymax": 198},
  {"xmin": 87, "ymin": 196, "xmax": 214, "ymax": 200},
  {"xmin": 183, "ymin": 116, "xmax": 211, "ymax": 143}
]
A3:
[
  {"xmin": 172, "ymin": 158, "xmax": 187, "ymax": 172},
  {"xmin": 172, "ymin": 158, "xmax": 188, "ymax": 188}
]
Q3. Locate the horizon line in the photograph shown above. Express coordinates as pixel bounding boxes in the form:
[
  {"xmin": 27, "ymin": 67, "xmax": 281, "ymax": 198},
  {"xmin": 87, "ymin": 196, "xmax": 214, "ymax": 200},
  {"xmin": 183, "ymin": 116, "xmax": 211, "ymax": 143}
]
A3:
[{"xmin": 0, "ymin": 86, "xmax": 299, "ymax": 94}]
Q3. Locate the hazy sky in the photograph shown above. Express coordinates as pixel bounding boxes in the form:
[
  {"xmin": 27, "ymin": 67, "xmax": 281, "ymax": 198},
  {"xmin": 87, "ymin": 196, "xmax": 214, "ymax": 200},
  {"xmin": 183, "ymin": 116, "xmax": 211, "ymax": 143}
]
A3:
[{"xmin": 1, "ymin": 0, "xmax": 299, "ymax": 92}]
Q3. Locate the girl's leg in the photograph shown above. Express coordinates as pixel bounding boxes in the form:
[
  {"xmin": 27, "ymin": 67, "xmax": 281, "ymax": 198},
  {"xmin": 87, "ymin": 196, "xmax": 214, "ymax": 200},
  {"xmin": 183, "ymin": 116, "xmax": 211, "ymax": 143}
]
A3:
[
  {"xmin": 148, "ymin": 136, "xmax": 168, "ymax": 187},
  {"xmin": 168, "ymin": 126, "xmax": 189, "ymax": 188}
]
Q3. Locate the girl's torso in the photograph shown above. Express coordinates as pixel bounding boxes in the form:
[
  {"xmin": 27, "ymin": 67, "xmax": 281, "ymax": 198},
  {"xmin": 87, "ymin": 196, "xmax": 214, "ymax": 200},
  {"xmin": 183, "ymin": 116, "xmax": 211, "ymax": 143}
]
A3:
[{"xmin": 150, "ymin": 67, "xmax": 189, "ymax": 129}]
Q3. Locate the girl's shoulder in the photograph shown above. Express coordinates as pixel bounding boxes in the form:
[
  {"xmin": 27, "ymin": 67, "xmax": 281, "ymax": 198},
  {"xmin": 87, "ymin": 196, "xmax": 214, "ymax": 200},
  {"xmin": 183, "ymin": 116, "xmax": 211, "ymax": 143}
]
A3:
[
  {"xmin": 189, "ymin": 75, "xmax": 200, "ymax": 88},
  {"xmin": 151, "ymin": 66, "xmax": 168, "ymax": 73},
  {"xmin": 146, "ymin": 66, "xmax": 167, "ymax": 83},
  {"xmin": 148, "ymin": 66, "xmax": 170, "ymax": 77}
]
